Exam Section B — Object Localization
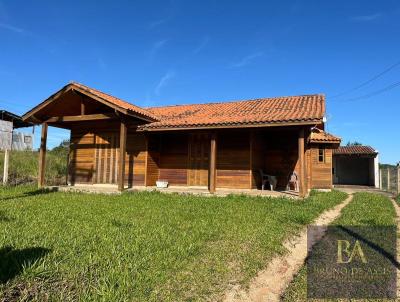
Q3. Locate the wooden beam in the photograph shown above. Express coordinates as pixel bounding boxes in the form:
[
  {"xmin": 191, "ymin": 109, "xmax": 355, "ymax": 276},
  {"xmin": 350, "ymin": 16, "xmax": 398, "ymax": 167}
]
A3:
[
  {"xmin": 118, "ymin": 120, "xmax": 127, "ymax": 191},
  {"xmin": 38, "ymin": 123, "xmax": 48, "ymax": 188},
  {"xmin": 45, "ymin": 113, "xmax": 116, "ymax": 123},
  {"xmin": 298, "ymin": 128, "xmax": 306, "ymax": 197},
  {"xmin": 81, "ymin": 98, "xmax": 86, "ymax": 115},
  {"xmin": 209, "ymin": 133, "xmax": 217, "ymax": 193}
]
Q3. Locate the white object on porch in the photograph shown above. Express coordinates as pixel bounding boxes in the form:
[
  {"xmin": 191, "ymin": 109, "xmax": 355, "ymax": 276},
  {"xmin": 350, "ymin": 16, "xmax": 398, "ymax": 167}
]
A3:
[
  {"xmin": 259, "ymin": 170, "xmax": 277, "ymax": 191},
  {"xmin": 156, "ymin": 180, "xmax": 169, "ymax": 188},
  {"xmin": 287, "ymin": 171, "xmax": 299, "ymax": 192}
]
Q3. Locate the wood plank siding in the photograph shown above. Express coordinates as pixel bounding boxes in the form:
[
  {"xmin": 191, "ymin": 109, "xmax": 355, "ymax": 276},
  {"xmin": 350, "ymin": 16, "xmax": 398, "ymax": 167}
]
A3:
[{"xmin": 68, "ymin": 127, "xmax": 334, "ymax": 192}]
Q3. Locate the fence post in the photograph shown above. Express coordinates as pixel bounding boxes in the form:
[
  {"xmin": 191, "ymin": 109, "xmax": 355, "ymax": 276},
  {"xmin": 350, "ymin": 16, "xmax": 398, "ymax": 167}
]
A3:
[
  {"xmin": 397, "ymin": 164, "xmax": 400, "ymax": 195},
  {"xmin": 387, "ymin": 168, "xmax": 391, "ymax": 191},
  {"xmin": 2, "ymin": 149, "xmax": 9, "ymax": 185},
  {"xmin": 379, "ymin": 168, "xmax": 383, "ymax": 189}
]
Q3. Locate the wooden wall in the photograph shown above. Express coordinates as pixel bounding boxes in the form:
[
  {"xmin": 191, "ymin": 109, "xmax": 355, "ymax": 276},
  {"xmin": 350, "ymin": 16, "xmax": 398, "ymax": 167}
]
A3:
[
  {"xmin": 145, "ymin": 135, "xmax": 160, "ymax": 186},
  {"xmin": 69, "ymin": 127, "xmax": 148, "ymax": 187},
  {"xmin": 125, "ymin": 132, "xmax": 146, "ymax": 187},
  {"xmin": 69, "ymin": 130, "xmax": 95, "ymax": 184},
  {"xmin": 309, "ymin": 145, "xmax": 333, "ymax": 189},
  {"xmin": 216, "ymin": 131, "xmax": 251, "ymax": 189},
  {"xmin": 68, "ymin": 126, "xmax": 333, "ymax": 191},
  {"xmin": 251, "ymin": 131, "xmax": 266, "ymax": 189},
  {"xmin": 158, "ymin": 132, "xmax": 188, "ymax": 185}
]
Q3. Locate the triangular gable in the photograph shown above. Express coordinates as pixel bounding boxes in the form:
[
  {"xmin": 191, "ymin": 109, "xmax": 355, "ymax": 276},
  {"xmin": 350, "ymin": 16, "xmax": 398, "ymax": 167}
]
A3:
[{"xmin": 22, "ymin": 82, "xmax": 158, "ymax": 124}]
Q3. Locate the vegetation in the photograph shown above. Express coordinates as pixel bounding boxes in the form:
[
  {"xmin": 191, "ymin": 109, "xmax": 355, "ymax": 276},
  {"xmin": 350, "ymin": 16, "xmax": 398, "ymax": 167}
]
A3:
[
  {"xmin": 0, "ymin": 187, "xmax": 346, "ymax": 301},
  {"xmin": 0, "ymin": 141, "xmax": 68, "ymax": 185},
  {"xmin": 282, "ymin": 193, "xmax": 396, "ymax": 302},
  {"xmin": 346, "ymin": 141, "xmax": 363, "ymax": 146}
]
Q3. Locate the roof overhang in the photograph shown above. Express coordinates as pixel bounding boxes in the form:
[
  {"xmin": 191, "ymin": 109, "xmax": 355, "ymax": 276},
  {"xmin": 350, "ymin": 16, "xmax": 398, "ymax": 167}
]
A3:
[
  {"xmin": 22, "ymin": 83, "xmax": 158, "ymax": 124},
  {"xmin": 138, "ymin": 119, "xmax": 322, "ymax": 132}
]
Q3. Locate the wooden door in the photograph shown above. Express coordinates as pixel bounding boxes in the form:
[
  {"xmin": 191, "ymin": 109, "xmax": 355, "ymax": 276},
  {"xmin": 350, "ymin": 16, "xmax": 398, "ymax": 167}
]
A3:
[
  {"xmin": 188, "ymin": 133, "xmax": 210, "ymax": 186},
  {"xmin": 94, "ymin": 133, "xmax": 119, "ymax": 184}
]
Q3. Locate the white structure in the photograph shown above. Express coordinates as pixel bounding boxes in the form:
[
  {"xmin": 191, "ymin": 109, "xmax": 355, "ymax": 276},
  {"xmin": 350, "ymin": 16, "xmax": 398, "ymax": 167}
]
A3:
[{"xmin": 333, "ymin": 145, "xmax": 379, "ymax": 188}]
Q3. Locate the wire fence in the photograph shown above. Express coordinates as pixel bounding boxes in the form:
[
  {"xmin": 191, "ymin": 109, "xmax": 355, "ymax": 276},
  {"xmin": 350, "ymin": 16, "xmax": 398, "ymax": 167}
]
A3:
[{"xmin": 379, "ymin": 165, "xmax": 400, "ymax": 195}]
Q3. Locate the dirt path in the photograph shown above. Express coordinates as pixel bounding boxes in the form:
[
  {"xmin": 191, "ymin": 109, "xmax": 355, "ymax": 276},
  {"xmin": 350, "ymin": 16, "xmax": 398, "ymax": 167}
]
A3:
[
  {"xmin": 223, "ymin": 194, "xmax": 354, "ymax": 302},
  {"xmin": 390, "ymin": 197, "xmax": 400, "ymax": 298}
]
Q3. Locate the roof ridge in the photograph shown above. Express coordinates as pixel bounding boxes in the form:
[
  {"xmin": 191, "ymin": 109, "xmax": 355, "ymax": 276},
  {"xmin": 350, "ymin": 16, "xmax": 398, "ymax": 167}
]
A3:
[{"xmin": 147, "ymin": 94, "xmax": 324, "ymax": 109}]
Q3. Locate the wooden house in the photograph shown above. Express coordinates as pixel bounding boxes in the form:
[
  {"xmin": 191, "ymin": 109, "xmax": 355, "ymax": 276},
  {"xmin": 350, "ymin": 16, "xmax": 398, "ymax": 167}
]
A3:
[{"xmin": 22, "ymin": 82, "xmax": 341, "ymax": 197}]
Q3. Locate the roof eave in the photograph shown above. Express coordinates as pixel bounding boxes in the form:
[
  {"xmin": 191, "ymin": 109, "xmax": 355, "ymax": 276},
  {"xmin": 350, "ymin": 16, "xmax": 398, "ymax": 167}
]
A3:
[{"xmin": 139, "ymin": 119, "xmax": 322, "ymax": 132}]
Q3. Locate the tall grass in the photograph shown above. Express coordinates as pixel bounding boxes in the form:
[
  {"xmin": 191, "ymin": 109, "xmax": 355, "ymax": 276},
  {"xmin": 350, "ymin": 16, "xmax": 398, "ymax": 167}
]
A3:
[{"xmin": 0, "ymin": 149, "xmax": 68, "ymax": 185}]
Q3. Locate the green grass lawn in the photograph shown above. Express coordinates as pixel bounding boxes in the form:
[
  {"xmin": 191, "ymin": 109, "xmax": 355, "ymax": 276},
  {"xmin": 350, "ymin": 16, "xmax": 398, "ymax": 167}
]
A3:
[
  {"xmin": 0, "ymin": 186, "xmax": 347, "ymax": 301},
  {"xmin": 282, "ymin": 192, "xmax": 396, "ymax": 302}
]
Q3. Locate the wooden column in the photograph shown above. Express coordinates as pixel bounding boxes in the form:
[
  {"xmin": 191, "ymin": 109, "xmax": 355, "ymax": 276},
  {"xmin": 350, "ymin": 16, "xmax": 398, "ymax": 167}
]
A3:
[
  {"xmin": 209, "ymin": 133, "xmax": 217, "ymax": 193},
  {"xmin": 387, "ymin": 168, "xmax": 391, "ymax": 191},
  {"xmin": 38, "ymin": 123, "xmax": 48, "ymax": 188},
  {"xmin": 118, "ymin": 120, "xmax": 127, "ymax": 191},
  {"xmin": 298, "ymin": 128, "xmax": 306, "ymax": 198},
  {"xmin": 379, "ymin": 168, "xmax": 383, "ymax": 189}
]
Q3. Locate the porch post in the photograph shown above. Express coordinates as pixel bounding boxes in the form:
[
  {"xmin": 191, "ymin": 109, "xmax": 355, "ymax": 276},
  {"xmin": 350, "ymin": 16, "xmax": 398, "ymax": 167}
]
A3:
[
  {"xmin": 38, "ymin": 123, "xmax": 48, "ymax": 188},
  {"xmin": 118, "ymin": 120, "xmax": 127, "ymax": 191},
  {"xmin": 298, "ymin": 128, "xmax": 306, "ymax": 197},
  {"xmin": 209, "ymin": 133, "xmax": 217, "ymax": 193}
]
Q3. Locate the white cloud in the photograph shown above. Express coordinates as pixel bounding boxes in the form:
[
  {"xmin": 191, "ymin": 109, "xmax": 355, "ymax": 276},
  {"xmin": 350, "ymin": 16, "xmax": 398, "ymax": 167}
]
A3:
[
  {"xmin": 149, "ymin": 39, "xmax": 168, "ymax": 58},
  {"xmin": 230, "ymin": 51, "xmax": 264, "ymax": 68},
  {"xmin": 193, "ymin": 36, "xmax": 210, "ymax": 55},
  {"xmin": 350, "ymin": 13, "xmax": 382, "ymax": 22},
  {"xmin": 155, "ymin": 70, "xmax": 176, "ymax": 95},
  {"xmin": 0, "ymin": 22, "xmax": 25, "ymax": 33}
]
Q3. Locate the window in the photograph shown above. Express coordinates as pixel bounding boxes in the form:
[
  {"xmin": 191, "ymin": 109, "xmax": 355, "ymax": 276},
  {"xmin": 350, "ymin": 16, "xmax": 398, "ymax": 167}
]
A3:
[
  {"xmin": 24, "ymin": 136, "xmax": 32, "ymax": 144},
  {"xmin": 318, "ymin": 148, "xmax": 325, "ymax": 163}
]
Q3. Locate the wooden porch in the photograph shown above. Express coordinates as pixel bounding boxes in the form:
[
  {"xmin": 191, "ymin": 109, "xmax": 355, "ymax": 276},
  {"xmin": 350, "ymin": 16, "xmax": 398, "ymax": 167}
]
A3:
[{"xmin": 52, "ymin": 184, "xmax": 299, "ymax": 198}]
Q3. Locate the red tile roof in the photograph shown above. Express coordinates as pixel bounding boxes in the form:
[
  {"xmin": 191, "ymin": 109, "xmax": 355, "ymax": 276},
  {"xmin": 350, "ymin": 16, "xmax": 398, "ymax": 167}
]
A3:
[
  {"xmin": 309, "ymin": 129, "xmax": 341, "ymax": 143},
  {"xmin": 141, "ymin": 94, "xmax": 325, "ymax": 129},
  {"xmin": 334, "ymin": 146, "xmax": 377, "ymax": 155},
  {"xmin": 71, "ymin": 82, "xmax": 158, "ymax": 121},
  {"xmin": 23, "ymin": 83, "xmax": 327, "ymax": 129}
]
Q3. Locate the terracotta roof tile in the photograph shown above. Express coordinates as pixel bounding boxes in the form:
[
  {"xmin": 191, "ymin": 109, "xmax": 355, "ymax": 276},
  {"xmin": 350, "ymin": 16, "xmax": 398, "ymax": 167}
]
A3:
[
  {"xmin": 334, "ymin": 146, "xmax": 377, "ymax": 155},
  {"xmin": 141, "ymin": 94, "xmax": 325, "ymax": 129},
  {"xmin": 309, "ymin": 129, "xmax": 341, "ymax": 143},
  {"xmin": 71, "ymin": 82, "xmax": 158, "ymax": 121}
]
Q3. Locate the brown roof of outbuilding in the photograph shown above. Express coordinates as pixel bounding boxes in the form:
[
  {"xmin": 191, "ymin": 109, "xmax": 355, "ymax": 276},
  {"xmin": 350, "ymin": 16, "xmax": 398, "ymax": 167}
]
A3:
[
  {"xmin": 334, "ymin": 146, "xmax": 377, "ymax": 155},
  {"xmin": 309, "ymin": 129, "xmax": 341, "ymax": 143},
  {"xmin": 141, "ymin": 94, "xmax": 325, "ymax": 129}
]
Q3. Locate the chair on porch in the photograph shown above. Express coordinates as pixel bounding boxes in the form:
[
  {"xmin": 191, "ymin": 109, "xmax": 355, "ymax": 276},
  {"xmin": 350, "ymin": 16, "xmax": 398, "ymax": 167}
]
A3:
[
  {"xmin": 286, "ymin": 171, "xmax": 299, "ymax": 192},
  {"xmin": 259, "ymin": 170, "xmax": 277, "ymax": 191}
]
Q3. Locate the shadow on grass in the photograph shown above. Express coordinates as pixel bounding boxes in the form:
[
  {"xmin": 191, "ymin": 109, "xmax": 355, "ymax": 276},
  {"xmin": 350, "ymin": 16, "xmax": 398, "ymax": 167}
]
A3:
[
  {"xmin": 0, "ymin": 187, "xmax": 58, "ymax": 202},
  {"xmin": 0, "ymin": 211, "xmax": 14, "ymax": 222},
  {"xmin": 339, "ymin": 226, "xmax": 400, "ymax": 269},
  {"xmin": 0, "ymin": 246, "xmax": 51, "ymax": 284}
]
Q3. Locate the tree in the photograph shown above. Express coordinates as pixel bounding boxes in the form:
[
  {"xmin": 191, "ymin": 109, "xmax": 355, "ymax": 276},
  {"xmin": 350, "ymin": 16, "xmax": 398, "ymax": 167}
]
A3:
[{"xmin": 346, "ymin": 141, "xmax": 362, "ymax": 146}]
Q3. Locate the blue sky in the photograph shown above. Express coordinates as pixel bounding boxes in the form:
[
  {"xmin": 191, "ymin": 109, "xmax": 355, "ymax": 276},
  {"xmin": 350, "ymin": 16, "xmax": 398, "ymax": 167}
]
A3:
[{"xmin": 0, "ymin": 0, "xmax": 399, "ymax": 164}]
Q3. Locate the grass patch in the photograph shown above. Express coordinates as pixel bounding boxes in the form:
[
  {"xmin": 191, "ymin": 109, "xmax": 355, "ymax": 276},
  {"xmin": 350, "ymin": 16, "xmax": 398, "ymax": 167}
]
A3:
[
  {"xmin": 0, "ymin": 187, "xmax": 346, "ymax": 301},
  {"xmin": 0, "ymin": 149, "xmax": 67, "ymax": 185},
  {"xmin": 282, "ymin": 192, "xmax": 396, "ymax": 302}
]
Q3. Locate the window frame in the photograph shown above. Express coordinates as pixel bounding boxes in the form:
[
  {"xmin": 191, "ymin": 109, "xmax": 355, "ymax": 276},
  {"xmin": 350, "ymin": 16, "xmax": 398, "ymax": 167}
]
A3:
[{"xmin": 318, "ymin": 147, "xmax": 325, "ymax": 163}]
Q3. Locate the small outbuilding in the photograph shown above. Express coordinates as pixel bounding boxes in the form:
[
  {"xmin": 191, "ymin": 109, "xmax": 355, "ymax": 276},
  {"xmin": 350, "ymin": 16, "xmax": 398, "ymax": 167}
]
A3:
[{"xmin": 332, "ymin": 145, "xmax": 379, "ymax": 188}]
